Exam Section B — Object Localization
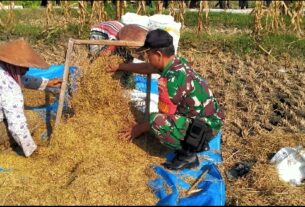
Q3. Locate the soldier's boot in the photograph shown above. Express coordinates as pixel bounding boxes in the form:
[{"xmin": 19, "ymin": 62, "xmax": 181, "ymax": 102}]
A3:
[{"xmin": 163, "ymin": 149, "xmax": 199, "ymax": 170}]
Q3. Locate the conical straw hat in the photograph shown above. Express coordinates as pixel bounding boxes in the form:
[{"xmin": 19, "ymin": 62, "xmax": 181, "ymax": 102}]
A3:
[
  {"xmin": 0, "ymin": 38, "xmax": 49, "ymax": 69},
  {"xmin": 118, "ymin": 24, "xmax": 148, "ymax": 47}
]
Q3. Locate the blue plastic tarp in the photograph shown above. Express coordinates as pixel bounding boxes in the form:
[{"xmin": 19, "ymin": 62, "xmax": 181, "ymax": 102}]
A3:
[
  {"xmin": 25, "ymin": 64, "xmax": 78, "ymax": 116},
  {"xmin": 148, "ymin": 132, "xmax": 226, "ymax": 206},
  {"xmin": 149, "ymin": 162, "xmax": 225, "ymax": 206},
  {"xmin": 132, "ymin": 73, "xmax": 226, "ymax": 206},
  {"xmin": 26, "ymin": 64, "xmax": 78, "ymax": 80},
  {"xmin": 0, "ymin": 166, "xmax": 12, "ymax": 173},
  {"xmin": 134, "ymin": 74, "xmax": 158, "ymax": 95}
]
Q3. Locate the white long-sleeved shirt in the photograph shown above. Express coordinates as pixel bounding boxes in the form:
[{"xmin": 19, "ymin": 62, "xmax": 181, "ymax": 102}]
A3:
[{"xmin": 0, "ymin": 66, "xmax": 48, "ymax": 157}]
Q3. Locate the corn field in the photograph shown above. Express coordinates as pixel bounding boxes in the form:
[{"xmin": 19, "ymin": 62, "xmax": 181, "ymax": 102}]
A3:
[
  {"xmin": 0, "ymin": 1, "xmax": 16, "ymax": 31},
  {"xmin": 47, "ymin": 0, "xmax": 305, "ymax": 37},
  {"xmin": 0, "ymin": 1, "xmax": 304, "ymax": 36},
  {"xmin": 253, "ymin": 0, "xmax": 305, "ymax": 36}
]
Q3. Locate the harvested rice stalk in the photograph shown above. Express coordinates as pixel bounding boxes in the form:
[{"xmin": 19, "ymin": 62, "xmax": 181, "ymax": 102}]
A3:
[
  {"xmin": 115, "ymin": 0, "xmax": 126, "ymax": 20},
  {"xmin": 266, "ymin": 1, "xmax": 287, "ymax": 32},
  {"xmin": 155, "ymin": 0, "xmax": 163, "ymax": 14},
  {"xmin": 136, "ymin": 0, "xmax": 146, "ymax": 15},
  {"xmin": 197, "ymin": 1, "xmax": 209, "ymax": 32},
  {"xmin": 0, "ymin": 52, "xmax": 160, "ymax": 205},
  {"xmin": 204, "ymin": 0, "xmax": 209, "ymax": 31},
  {"xmin": 87, "ymin": 1, "xmax": 108, "ymax": 23},
  {"xmin": 100, "ymin": 1, "xmax": 108, "ymax": 22},
  {"xmin": 22, "ymin": 88, "xmax": 58, "ymax": 108},
  {"xmin": 175, "ymin": 1, "xmax": 186, "ymax": 28},
  {"xmin": 0, "ymin": 3, "xmax": 3, "ymax": 28},
  {"xmin": 289, "ymin": 1, "xmax": 305, "ymax": 37},
  {"xmin": 78, "ymin": 1, "xmax": 87, "ymax": 36},
  {"xmin": 8, "ymin": 2, "xmax": 15, "ymax": 21},
  {"xmin": 184, "ymin": 0, "xmax": 190, "ymax": 8},
  {"xmin": 0, "ymin": 5, "xmax": 5, "ymax": 29},
  {"xmin": 1, "ymin": 1, "xmax": 16, "ymax": 31},
  {"xmin": 69, "ymin": 50, "xmax": 126, "ymax": 115},
  {"xmin": 197, "ymin": 0, "xmax": 204, "ymax": 32},
  {"xmin": 116, "ymin": 0, "xmax": 120, "ymax": 20},
  {"xmin": 90, "ymin": 1, "xmax": 100, "ymax": 23},
  {"xmin": 90, "ymin": 1, "xmax": 108, "ymax": 23},
  {"xmin": 46, "ymin": 1, "xmax": 54, "ymax": 28},
  {"xmin": 63, "ymin": 0, "xmax": 70, "ymax": 29},
  {"xmin": 120, "ymin": 0, "xmax": 126, "ymax": 20},
  {"xmin": 0, "ymin": 110, "xmax": 45, "ymax": 150},
  {"xmin": 252, "ymin": 1, "xmax": 266, "ymax": 35},
  {"xmin": 168, "ymin": 0, "xmax": 176, "ymax": 17}
]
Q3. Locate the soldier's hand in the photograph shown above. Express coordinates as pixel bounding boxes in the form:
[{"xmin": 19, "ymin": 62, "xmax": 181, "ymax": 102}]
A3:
[
  {"xmin": 119, "ymin": 128, "xmax": 132, "ymax": 142},
  {"xmin": 119, "ymin": 123, "xmax": 147, "ymax": 142}
]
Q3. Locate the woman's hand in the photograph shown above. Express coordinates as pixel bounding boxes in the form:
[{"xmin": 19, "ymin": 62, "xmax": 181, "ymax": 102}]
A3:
[
  {"xmin": 47, "ymin": 78, "xmax": 62, "ymax": 87},
  {"xmin": 99, "ymin": 48, "xmax": 112, "ymax": 56},
  {"xmin": 106, "ymin": 62, "xmax": 120, "ymax": 73}
]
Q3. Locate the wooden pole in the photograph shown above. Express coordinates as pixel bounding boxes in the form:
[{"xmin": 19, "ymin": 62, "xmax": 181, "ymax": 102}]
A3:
[
  {"xmin": 144, "ymin": 74, "xmax": 151, "ymax": 153},
  {"xmin": 73, "ymin": 39, "xmax": 143, "ymax": 47},
  {"xmin": 186, "ymin": 169, "xmax": 209, "ymax": 196},
  {"xmin": 55, "ymin": 38, "xmax": 144, "ymax": 127},
  {"xmin": 55, "ymin": 38, "xmax": 75, "ymax": 127},
  {"xmin": 145, "ymin": 75, "xmax": 151, "ymax": 120}
]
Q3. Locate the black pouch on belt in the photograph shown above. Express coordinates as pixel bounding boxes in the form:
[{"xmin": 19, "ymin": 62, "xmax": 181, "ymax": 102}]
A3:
[{"xmin": 184, "ymin": 118, "xmax": 214, "ymax": 152}]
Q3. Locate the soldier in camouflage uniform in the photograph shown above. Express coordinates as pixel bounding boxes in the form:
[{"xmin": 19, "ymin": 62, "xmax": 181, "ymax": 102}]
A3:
[
  {"xmin": 109, "ymin": 29, "xmax": 224, "ymax": 170},
  {"xmin": 150, "ymin": 56, "xmax": 223, "ymax": 149}
]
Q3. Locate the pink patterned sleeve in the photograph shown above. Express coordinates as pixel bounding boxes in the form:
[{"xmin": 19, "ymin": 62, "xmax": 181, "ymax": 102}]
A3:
[{"xmin": 0, "ymin": 69, "xmax": 37, "ymax": 157}]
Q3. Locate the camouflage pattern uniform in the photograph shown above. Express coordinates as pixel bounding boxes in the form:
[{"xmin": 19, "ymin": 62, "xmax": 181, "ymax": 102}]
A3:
[{"xmin": 149, "ymin": 57, "xmax": 224, "ymax": 150}]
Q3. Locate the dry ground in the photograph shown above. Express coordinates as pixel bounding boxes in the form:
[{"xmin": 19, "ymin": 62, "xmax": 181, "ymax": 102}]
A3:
[{"xmin": 179, "ymin": 45, "xmax": 305, "ymax": 205}]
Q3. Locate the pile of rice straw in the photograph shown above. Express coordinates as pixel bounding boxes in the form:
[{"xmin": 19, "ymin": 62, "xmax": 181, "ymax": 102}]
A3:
[
  {"xmin": 0, "ymin": 110, "xmax": 44, "ymax": 150},
  {"xmin": 0, "ymin": 49, "xmax": 167, "ymax": 205}
]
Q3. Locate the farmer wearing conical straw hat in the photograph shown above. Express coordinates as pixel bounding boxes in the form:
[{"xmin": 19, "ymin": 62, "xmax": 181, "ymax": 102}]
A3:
[
  {"xmin": 0, "ymin": 39, "xmax": 62, "ymax": 157},
  {"xmin": 108, "ymin": 29, "xmax": 224, "ymax": 170}
]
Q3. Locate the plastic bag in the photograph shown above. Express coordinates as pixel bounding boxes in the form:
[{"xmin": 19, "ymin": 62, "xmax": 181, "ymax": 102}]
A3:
[
  {"xmin": 270, "ymin": 146, "xmax": 305, "ymax": 186},
  {"xmin": 148, "ymin": 14, "xmax": 181, "ymax": 55},
  {"xmin": 121, "ymin": 12, "xmax": 150, "ymax": 28}
]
